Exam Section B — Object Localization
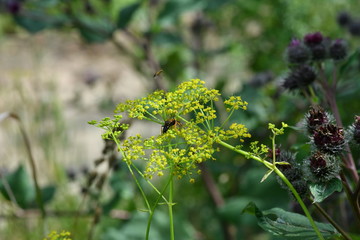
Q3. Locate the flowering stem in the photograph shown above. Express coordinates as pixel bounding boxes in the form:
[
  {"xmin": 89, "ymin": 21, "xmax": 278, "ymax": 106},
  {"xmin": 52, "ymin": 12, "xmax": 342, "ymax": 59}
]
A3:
[
  {"xmin": 274, "ymin": 168, "xmax": 325, "ymax": 240},
  {"xmin": 168, "ymin": 173, "xmax": 175, "ymax": 240},
  {"xmin": 145, "ymin": 174, "xmax": 172, "ymax": 240},
  {"xmin": 217, "ymin": 140, "xmax": 271, "ymax": 168},
  {"xmin": 317, "ymin": 64, "xmax": 359, "ymax": 183},
  {"xmin": 218, "ymin": 140, "xmax": 325, "ymax": 240},
  {"xmin": 125, "ymin": 163, "xmax": 151, "ymax": 211}
]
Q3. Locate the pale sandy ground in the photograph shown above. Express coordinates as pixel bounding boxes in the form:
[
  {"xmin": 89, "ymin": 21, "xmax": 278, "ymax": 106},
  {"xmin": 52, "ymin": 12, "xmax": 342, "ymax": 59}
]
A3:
[{"xmin": 0, "ymin": 31, "xmax": 155, "ymax": 182}]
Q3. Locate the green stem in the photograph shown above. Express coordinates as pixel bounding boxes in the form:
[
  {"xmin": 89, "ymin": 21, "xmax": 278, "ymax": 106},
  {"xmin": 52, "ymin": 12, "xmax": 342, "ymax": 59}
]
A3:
[
  {"xmin": 274, "ymin": 168, "xmax": 325, "ymax": 240},
  {"xmin": 218, "ymin": 140, "xmax": 325, "ymax": 240},
  {"xmin": 168, "ymin": 174, "xmax": 175, "ymax": 240},
  {"xmin": 10, "ymin": 114, "xmax": 46, "ymax": 217},
  {"xmin": 145, "ymin": 174, "xmax": 172, "ymax": 240},
  {"xmin": 125, "ymin": 162, "xmax": 151, "ymax": 211},
  {"xmin": 313, "ymin": 202, "xmax": 352, "ymax": 240},
  {"xmin": 217, "ymin": 140, "xmax": 272, "ymax": 168},
  {"xmin": 271, "ymin": 134, "xmax": 276, "ymax": 164}
]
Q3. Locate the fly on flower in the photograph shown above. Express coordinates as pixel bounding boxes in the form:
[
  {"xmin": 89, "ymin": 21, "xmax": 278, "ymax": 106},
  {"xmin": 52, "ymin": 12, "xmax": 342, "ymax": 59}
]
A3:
[{"xmin": 161, "ymin": 118, "xmax": 181, "ymax": 134}]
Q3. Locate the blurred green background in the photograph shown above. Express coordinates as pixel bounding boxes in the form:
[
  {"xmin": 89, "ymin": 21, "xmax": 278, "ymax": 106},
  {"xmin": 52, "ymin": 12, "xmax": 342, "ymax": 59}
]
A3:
[{"xmin": 1, "ymin": 0, "xmax": 360, "ymax": 239}]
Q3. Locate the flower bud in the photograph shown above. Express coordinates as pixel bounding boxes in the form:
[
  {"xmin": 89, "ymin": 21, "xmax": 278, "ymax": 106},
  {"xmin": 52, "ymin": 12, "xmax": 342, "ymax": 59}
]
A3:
[
  {"xmin": 351, "ymin": 116, "xmax": 360, "ymax": 144},
  {"xmin": 6, "ymin": 0, "xmax": 21, "ymax": 14},
  {"xmin": 286, "ymin": 39, "xmax": 310, "ymax": 65},
  {"xmin": 304, "ymin": 32, "xmax": 324, "ymax": 46},
  {"xmin": 282, "ymin": 65, "xmax": 316, "ymax": 91},
  {"xmin": 305, "ymin": 107, "xmax": 329, "ymax": 134},
  {"xmin": 349, "ymin": 20, "xmax": 360, "ymax": 36},
  {"xmin": 275, "ymin": 151, "xmax": 308, "ymax": 198},
  {"xmin": 312, "ymin": 124, "xmax": 345, "ymax": 155},
  {"xmin": 304, "ymin": 32, "xmax": 328, "ymax": 60},
  {"xmin": 329, "ymin": 39, "xmax": 347, "ymax": 61},
  {"xmin": 305, "ymin": 152, "xmax": 340, "ymax": 183},
  {"xmin": 337, "ymin": 12, "xmax": 352, "ymax": 27}
]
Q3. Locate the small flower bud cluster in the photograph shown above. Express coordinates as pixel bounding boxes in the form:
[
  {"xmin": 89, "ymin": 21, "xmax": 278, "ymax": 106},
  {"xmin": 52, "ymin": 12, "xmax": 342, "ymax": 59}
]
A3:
[
  {"xmin": 283, "ymin": 32, "xmax": 347, "ymax": 92},
  {"xmin": 43, "ymin": 230, "xmax": 72, "ymax": 240},
  {"xmin": 303, "ymin": 107, "xmax": 343, "ymax": 183}
]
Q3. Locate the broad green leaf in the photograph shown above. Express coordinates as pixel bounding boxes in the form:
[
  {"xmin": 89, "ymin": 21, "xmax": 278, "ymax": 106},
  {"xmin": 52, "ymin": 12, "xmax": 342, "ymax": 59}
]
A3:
[
  {"xmin": 116, "ymin": 1, "xmax": 141, "ymax": 29},
  {"xmin": 153, "ymin": 31, "xmax": 182, "ymax": 46},
  {"xmin": 14, "ymin": 11, "xmax": 67, "ymax": 33},
  {"xmin": 158, "ymin": 0, "xmax": 204, "ymax": 25},
  {"xmin": 243, "ymin": 202, "xmax": 339, "ymax": 240},
  {"xmin": 309, "ymin": 178, "xmax": 342, "ymax": 203},
  {"xmin": 75, "ymin": 15, "xmax": 115, "ymax": 43},
  {"xmin": 218, "ymin": 197, "xmax": 264, "ymax": 224},
  {"xmin": 160, "ymin": 50, "xmax": 186, "ymax": 82},
  {"xmin": 0, "ymin": 165, "xmax": 35, "ymax": 208},
  {"xmin": 40, "ymin": 185, "xmax": 56, "ymax": 205}
]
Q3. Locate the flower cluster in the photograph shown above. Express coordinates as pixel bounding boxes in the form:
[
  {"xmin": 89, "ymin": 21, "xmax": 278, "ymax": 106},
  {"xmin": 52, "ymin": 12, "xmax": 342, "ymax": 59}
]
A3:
[
  {"xmin": 337, "ymin": 11, "xmax": 360, "ymax": 37},
  {"xmin": 283, "ymin": 32, "xmax": 347, "ymax": 92},
  {"xmin": 115, "ymin": 79, "xmax": 221, "ymax": 122},
  {"xmin": 43, "ymin": 231, "xmax": 72, "ymax": 240},
  {"xmin": 303, "ymin": 107, "xmax": 343, "ymax": 183},
  {"xmin": 224, "ymin": 96, "xmax": 248, "ymax": 111},
  {"xmin": 95, "ymin": 79, "xmax": 251, "ymax": 181}
]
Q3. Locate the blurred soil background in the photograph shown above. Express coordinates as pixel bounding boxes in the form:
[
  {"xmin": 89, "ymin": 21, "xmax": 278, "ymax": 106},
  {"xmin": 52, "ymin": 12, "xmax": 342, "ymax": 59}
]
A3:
[{"xmin": 0, "ymin": 31, "xmax": 147, "ymax": 177}]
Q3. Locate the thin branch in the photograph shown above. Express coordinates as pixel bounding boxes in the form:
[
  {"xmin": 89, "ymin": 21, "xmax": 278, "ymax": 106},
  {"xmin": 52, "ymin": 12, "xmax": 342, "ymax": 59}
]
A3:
[
  {"xmin": 0, "ymin": 113, "xmax": 46, "ymax": 217},
  {"xmin": 313, "ymin": 202, "xmax": 352, "ymax": 240},
  {"xmin": 199, "ymin": 163, "xmax": 236, "ymax": 240}
]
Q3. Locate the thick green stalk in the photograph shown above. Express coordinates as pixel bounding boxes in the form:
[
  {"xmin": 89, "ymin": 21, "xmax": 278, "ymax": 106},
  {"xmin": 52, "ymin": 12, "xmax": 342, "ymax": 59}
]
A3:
[
  {"xmin": 145, "ymin": 175, "xmax": 172, "ymax": 240},
  {"xmin": 168, "ymin": 174, "xmax": 175, "ymax": 240},
  {"xmin": 218, "ymin": 140, "xmax": 325, "ymax": 240},
  {"xmin": 274, "ymin": 168, "xmax": 325, "ymax": 240}
]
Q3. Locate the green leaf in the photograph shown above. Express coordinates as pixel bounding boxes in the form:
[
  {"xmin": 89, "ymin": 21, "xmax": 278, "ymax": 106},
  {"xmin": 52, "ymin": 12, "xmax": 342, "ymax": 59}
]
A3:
[
  {"xmin": 75, "ymin": 15, "xmax": 115, "ymax": 43},
  {"xmin": 40, "ymin": 185, "xmax": 56, "ymax": 205},
  {"xmin": 309, "ymin": 178, "xmax": 342, "ymax": 203},
  {"xmin": 13, "ymin": 11, "xmax": 67, "ymax": 33},
  {"xmin": 117, "ymin": 1, "xmax": 141, "ymax": 29},
  {"xmin": 339, "ymin": 49, "xmax": 360, "ymax": 78},
  {"xmin": 218, "ymin": 197, "xmax": 263, "ymax": 224},
  {"xmin": 260, "ymin": 169, "xmax": 273, "ymax": 183},
  {"xmin": 243, "ymin": 202, "xmax": 339, "ymax": 240},
  {"xmin": 153, "ymin": 31, "xmax": 183, "ymax": 46},
  {"xmin": 158, "ymin": 0, "xmax": 204, "ymax": 25},
  {"xmin": 0, "ymin": 165, "xmax": 35, "ymax": 208},
  {"xmin": 160, "ymin": 50, "xmax": 186, "ymax": 82}
]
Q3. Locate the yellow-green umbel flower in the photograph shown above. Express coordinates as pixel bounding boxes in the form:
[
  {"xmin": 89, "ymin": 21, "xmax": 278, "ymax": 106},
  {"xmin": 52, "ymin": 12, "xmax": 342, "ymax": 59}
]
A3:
[
  {"xmin": 93, "ymin": 79, "xmax": 251, "ymax": 181},
  {"xmin": 43, "ymin": 230, "xmax": 72, "ymax": 240}
]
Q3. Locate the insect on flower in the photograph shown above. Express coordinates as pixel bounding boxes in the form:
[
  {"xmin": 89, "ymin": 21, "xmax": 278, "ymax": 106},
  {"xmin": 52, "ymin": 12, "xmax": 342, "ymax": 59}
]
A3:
[{"xmin": 161, "ymin": 118, "xmax": 181, "ymax": 134}]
